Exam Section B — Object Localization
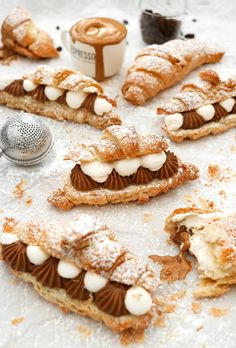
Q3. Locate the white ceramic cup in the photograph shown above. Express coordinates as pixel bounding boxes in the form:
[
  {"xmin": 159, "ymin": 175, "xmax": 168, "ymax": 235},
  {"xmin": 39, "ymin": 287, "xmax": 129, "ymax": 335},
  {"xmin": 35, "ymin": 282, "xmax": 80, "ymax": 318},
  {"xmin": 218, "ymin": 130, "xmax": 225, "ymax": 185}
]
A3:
[{"xmin": 61, "ymin": 18, "xmax": 127, "ymax": 81}]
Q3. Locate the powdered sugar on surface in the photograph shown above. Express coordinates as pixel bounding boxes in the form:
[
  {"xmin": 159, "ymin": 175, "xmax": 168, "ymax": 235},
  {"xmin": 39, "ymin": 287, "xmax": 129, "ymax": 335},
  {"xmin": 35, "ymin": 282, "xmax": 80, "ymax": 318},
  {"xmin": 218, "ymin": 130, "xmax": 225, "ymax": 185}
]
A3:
[{"xmin": 0, "ymin": 0, "xmax": 236, "ymax": 347}]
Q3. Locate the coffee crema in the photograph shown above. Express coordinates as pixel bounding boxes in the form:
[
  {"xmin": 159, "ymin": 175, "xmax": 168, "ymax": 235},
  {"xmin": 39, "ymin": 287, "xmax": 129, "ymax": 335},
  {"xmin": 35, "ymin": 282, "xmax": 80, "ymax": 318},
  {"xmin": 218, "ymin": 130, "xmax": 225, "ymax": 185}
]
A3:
[{"xmin": 70, "ymin": 18, "xmax": 127, "ymax": 81}]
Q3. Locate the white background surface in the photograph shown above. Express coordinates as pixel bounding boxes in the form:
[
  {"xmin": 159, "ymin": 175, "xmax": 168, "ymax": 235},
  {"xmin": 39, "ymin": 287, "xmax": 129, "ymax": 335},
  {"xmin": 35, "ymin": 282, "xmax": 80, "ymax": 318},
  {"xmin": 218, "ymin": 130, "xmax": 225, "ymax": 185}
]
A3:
[{"xmin": 0, "ymin": 0, "xmax": 236, "ymax": 347}]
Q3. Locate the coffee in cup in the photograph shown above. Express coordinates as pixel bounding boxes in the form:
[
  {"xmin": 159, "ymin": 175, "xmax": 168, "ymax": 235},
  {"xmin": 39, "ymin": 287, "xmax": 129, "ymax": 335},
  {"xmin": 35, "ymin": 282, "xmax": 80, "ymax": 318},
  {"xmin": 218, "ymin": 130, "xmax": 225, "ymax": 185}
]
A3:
[{"xmin": 61, "ymin": 17, "xmax": 127, "ymax": 81}]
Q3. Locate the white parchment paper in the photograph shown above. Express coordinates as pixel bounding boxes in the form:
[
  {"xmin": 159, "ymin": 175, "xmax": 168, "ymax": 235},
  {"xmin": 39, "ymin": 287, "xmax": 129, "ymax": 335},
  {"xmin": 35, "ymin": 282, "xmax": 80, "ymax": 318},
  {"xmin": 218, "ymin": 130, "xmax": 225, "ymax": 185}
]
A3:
[{"xmin": 0, "ymin": 0, "xmax": 236, "ymax": 347}]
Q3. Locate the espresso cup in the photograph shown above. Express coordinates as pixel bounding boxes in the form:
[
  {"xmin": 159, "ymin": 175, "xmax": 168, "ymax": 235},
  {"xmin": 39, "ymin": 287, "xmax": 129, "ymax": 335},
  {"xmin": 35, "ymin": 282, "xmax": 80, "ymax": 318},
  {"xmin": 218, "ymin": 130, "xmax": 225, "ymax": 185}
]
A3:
[{"xmin": 61, "ymin": 17, "xmax": 127, "ymax": 81}]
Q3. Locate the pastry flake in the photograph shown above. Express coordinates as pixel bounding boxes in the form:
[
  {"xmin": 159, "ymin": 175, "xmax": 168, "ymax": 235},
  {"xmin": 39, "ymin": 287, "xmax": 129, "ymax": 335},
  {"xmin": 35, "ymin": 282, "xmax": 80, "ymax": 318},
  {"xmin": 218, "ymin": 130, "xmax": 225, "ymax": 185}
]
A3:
[
  {"xmin": 0, "ymin": 214, "xmax": 159, "ymax": 333},
  {"xmin": 48, "ymin": 125, "xmax": 199, "ymax": 209},
  {"xmin": 165, "ymin": 207, "xmax": 236, "ymax": 297},
  {"xmin": 158, "ymin": 70, "xmax": 236, "ymax": 142},
  {"xmin": 122, "ymin": 39, "xmax": 224, "ymax": 105},
  {"xmin": 1, "ymin": 6, "xmax": 58, "ymax": 59},
  {"xmin": 0, "ymin": 65, "xmax": 121, "ymax": 129}
]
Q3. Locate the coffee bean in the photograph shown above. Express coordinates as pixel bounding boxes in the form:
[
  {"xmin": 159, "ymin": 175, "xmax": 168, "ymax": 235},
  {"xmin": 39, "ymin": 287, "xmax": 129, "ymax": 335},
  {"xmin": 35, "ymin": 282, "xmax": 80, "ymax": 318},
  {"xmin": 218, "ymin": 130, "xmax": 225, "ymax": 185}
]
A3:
[{"xmin": 184, "ymin": 33, "xmax": 195, "ymax": 39}]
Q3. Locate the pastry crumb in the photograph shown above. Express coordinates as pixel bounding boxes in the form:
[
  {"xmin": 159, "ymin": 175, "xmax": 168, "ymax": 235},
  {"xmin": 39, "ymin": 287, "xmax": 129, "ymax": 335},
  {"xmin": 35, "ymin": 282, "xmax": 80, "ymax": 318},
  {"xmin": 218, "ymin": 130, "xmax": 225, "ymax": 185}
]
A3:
[
  {"xmin": 25, "ymin": 196, "xmax": 33, "ymax": 207},
  {"xmin": 0, "ymin": 209, "xmax": 3, "ymax": 214},
  {"xmin": 120, "ymin": 328, "xmax": 145, "ymax": 346},
  {"xmin": 209, "ymin": 307, "xmax": 230, "ymax": 317},
  {"xmin": 11, "ymin": 317, "xmax": 24, "ymax": 325},
  {"xmin": 143, "ymin": 212, "xmax": 153, "ymax": 222},
  {"xmin": 164, "ymin": 304, "xmax": 176, "ymax": 313},
  {"xmin": 13, "ymin": 179, "xmax": 27, "ymax": 198},
  {"xmin": 192, "ymin": 301, "xmax": 201, "ymax": 314},
  {"xmin": 218, "ymin": 190, "xmax": 227, "ymax": 199},
  {"xmin": 196, "ymin": 325, "xmax": 203, "ymax": 331},
  {"xmin": 77, "ymin": 324, "xmax": 92, "ymax": 337},
  {"xmin": 167, "ymin": 290, "xmax": 187, "ymax": 301},
  {"xmin": 153, "ymin": 310, "xmax": 166, "ymax": 327},
  {"xmin": 60, "ymin": 306, "xmax": 70, "ymax": 314},
  {"xmin": 207, "ymin": 164, "xmax": 220, "ymax": 180},
  {"xmin": 230, "ymin": 145, "xmax": 236, "ymax": 152}
]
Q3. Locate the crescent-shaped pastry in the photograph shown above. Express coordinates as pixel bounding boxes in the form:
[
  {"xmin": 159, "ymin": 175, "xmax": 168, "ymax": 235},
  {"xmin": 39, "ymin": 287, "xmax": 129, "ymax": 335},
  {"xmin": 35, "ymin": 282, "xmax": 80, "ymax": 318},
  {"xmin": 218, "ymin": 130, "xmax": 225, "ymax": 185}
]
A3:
[
  {"xmin": 165, "ymin": 207, "xmax": 236, "ymax": 298},
  {"xmin": 158, "ymin": 70, "xmax": 236, "ymax": 142},
  {"xmin": 48, "ymin": 125, "xmax": 199, "ymax": 209},
  {"xmin": 1, "ymin": 6, "xmax": 58, "ymax": 59},
  {"xmin": 0, "ymin": 65, "xmax": 121, "ymax": 129},
  {"xmin": 0, "ymin": 214, "xmax": 159, "ymax": 333},
  {"xmin": 122, "ymin": 39, "xmax": 224, "ymax": 105}
]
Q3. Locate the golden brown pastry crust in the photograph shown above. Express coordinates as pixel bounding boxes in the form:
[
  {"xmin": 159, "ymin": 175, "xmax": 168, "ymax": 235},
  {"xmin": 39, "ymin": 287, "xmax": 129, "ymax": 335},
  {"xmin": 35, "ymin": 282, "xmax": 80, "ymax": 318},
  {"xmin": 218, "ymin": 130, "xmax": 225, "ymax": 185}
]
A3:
[
  {"xmin": 0, "ymin": 66, "xmax": 121, "ymax": 129},
  {"xmin": 48, "ymin": 125, "xmax": 199, "ymax": 209},
  {"xmin": 157, "ymin": 70, "xmax": 236, "ymax": 115},
  {"xmin": 0, "ymin": 216, "xmax": 158, "ymax": 333},
  {"xmin": 165, "ymin": 207, "xmax": 236, "ymax": 298},
  {"xmin": 158, "ymin": 70, "xmax": 236, "ymax": 142},
  {"xmin": 1, "ymin": 6, "xmax": 58, "ymax": 59},
  {"xmin": 8, "ymin": 271, "xmax": 152, "ymax": 333},
  {"xmin": 65, "ymin": 125, "xmax": 169, "ymax": 163},
  {"xmin": 48, "ymin": 161, "xmax": 198, "ymax": 209},
  {"xmin": 122, "ymin": 40, "xmax": 224, "ymax": 105}
]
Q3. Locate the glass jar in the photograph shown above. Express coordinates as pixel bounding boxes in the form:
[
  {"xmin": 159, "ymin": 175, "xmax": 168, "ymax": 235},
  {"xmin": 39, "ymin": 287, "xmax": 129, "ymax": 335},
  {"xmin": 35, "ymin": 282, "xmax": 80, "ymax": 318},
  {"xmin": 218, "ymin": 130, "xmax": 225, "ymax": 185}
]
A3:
[{"xmin": 140, "ymin": 0, "xmax": 187, "ymax": 45}]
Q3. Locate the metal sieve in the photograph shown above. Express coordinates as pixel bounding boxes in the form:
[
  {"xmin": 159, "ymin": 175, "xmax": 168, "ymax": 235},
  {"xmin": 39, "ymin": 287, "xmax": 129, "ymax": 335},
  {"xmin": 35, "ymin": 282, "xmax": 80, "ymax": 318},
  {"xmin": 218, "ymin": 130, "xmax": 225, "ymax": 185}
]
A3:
[{"xmin": 0, "ymin": 112, "xmax": 54, "ymax": 166}]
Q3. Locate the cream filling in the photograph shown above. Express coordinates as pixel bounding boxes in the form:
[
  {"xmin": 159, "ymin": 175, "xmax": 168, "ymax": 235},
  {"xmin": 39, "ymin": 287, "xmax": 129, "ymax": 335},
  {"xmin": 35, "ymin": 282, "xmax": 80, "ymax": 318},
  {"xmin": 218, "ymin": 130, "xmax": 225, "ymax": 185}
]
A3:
[
  {"xmin": 2, "ymin": 77, "xmax": 113, "ymax": 116},
  {"xmin": 189, "ymin": 234, "xmax": 232, "ymax": 280},
  {"xmin": 172, "ymin": 212, "xmax": 222, "ymax": 229},
  {"xmin": 80, "ymin": 151, "xmax": 167, "ymax": 183},
  {"xmin": 1, "ymin": 231, "xmax": 153, "ymax": 316},
  {"xmin": 164, "ymin": 99, "xmax": 236, "ymax": 131}
]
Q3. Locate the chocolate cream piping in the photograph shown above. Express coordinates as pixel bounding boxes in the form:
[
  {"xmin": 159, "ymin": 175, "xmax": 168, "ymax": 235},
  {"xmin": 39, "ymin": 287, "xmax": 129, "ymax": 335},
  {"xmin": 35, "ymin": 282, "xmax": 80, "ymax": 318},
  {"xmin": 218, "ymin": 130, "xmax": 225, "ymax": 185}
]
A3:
[
  {"xmin": 70, "ymin": 151, "xmax": 179, "ymax": 191},
  {"xmin": 2, "ymin": 242, "xmax": 32, "ymax": 272},
  {"xmin": 29, "ymin": 85, "xmax": 48, "ymax": 103},
  {"xmin": 180, "ymin": 98, "xmax": 236, "ymax": 130},
  {"xmin": 4, "ymin": 79, "xmax": 25, "ymax": 97},
  {"xmin": 31, "ymin": 257, "xmax": 63, "ymax": 288},
  {"xmin": 2, "ymin": 241, "xmax": 134, "ymax": 317},
  {"xmin": 94, "ymin": 282, "xmax": 129, "ymax": 317},
  {"xmin": 64, "ymin": 270, "xmax": 90, "ymax": 301}
]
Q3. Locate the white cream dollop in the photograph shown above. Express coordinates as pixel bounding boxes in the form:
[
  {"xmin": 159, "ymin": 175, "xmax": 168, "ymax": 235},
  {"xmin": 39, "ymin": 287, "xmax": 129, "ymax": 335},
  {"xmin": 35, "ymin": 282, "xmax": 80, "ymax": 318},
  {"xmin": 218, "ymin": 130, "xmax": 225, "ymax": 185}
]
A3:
[
  {"xmin": 219, "ymin": 98, "xmax": 235, "ymax": 112},
  {"xmin": 57, "ymin": 260, "xmax": 80, "ymax": 279},
  {"xmin": 26, "ymin": 245, "xmax": 50, "ymax": 265},
  {"xmin": 114, "ymin": 158, "xmax": 141, "ymax": 176},
  {"xmin": 45, "ymin": 86, "xmax": 64, "ymax": 101},
  {"xmin": 124, "ymin": 286, "xmax": 152, "ymax": 316},
  {"xmin": 81, "ymin": 161, "xmax": 113, "ymax": 183},
  {"xmin": 172, "ymin": 212, "xmax": 222, "ymax": 229},
  {"xmin": 196, "ymin": 104, "xmax": 215, "ymax": 121},
  {"xmin": 140, "ymin": 151, "xmax": 166, "ymax": 171},
  {"xmin": 66, "ymin": 90, "xmax": 87, "ymax": 109},
  {"xmin": 23, "ymin": 79, "xmax": 37, "ymax": 92},
  {"xmin": 0, "ymin": 233, "xmax": 19, "ymax": 245},
  {"xmin": 84, "ymin": 271, "xmax": 107, "ymax": 292},
  {"xmin": 94, "ymin": 97, "xmax": 113, "ymax": 115},
  {"xmin": 0, "ymin": 76, "xmax": 15, "ymax": 90},
  {"xmin": 165, "ymin": 113, "xmax": 183, "ymax": 131}
]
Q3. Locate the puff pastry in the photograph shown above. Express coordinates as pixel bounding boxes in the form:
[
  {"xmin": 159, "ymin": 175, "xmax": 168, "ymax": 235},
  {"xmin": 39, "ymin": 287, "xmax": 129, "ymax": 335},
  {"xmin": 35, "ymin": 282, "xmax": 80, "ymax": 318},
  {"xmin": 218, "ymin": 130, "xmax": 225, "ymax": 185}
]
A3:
[
  {"xmin": 165, "ymin": 207, "xmax": 236, "ymax": 298},
  {"xmin": 0, "ymin": 65, "xmax": 121, "ymax": 129},
  {"xmin": 48, "ymin": 125, "xmax": 199, "ymax": 209},
  {"xmin": 158, "ymin": 70, "xmax": 236, "ymax": 142},
  {"xmin": 0, "ymin": 214, "xmax": 159, "ymax": 333},
  {"xmin": 122, "ymin": 39, "xmax": 224, "ymax": 105},
  {"xmin": 1, "ymin": 6, "xmax": 58, "ymax": 59}
]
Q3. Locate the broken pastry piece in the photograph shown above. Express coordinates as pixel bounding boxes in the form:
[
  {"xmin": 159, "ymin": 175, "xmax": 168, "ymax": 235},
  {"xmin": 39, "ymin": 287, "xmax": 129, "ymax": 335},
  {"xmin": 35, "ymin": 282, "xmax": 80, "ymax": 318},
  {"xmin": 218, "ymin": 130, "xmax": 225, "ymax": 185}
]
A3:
[
  {"xmin": 158, "ymin": 70, "xmax": 236, "ymax": 142},
  {"xmin": 0, "ymin": 65, "xmax": 121, "ymax": 129},
  {"xmin": 122, "ymin": 39, "xmax": 224, "ymax": 105},
  {"xmin": 1, "ymin": 6, "xmax": 58, "ymax": 59},
  {"xmin": 0, "ymin": 215, "xmax": 159, "ymax": 333},
  {"xmin": 48, "ymin": 125, "xmax": 199, "ymax": 210},
  {"xmin": 165, "ymin": 207, "xmax": 236, "ymax": 297}
]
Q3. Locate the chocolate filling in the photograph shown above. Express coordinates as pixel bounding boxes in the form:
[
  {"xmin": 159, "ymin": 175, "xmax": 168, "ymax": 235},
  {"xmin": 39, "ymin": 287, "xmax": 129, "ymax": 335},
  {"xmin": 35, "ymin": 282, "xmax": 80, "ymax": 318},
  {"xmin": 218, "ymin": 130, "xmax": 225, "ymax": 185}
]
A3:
[
  {"xmin": 4, "ymin": 79, "xmax": 25, "ymax": 97},
  {"xmin": 95, "ymin": 282, "xmax": 129, "ymax": 317},
  {"xmin": 2, "ymin": 241, "xmax": 132, "ymax": 317},
  {"xmin": 180, "ymin": 98, "xmax": 236, "ymax": 130},
  {"xmin": 3, "ymin": 80, "xmax": 100, "ymax": 114},
  {"xmin": 70, "ymin": 151, "xmax": 179, "ymax": 192}
]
